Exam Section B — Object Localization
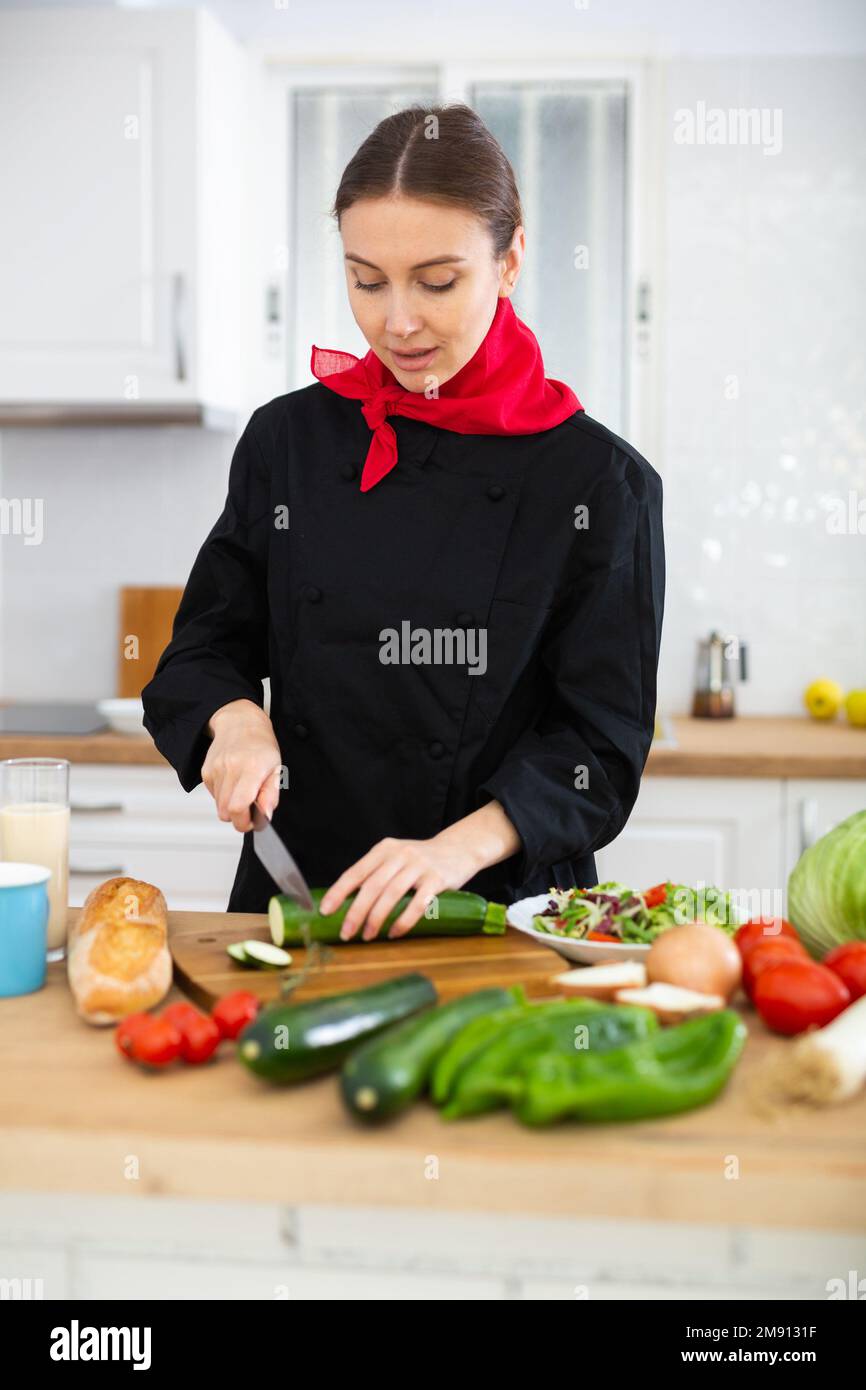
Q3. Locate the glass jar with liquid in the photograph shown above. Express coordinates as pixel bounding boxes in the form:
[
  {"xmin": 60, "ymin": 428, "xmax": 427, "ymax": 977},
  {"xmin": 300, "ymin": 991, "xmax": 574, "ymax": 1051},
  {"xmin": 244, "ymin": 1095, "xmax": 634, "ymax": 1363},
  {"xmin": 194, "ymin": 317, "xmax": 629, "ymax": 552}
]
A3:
[{"xmin": 0, "ymin": 758, "xmax": 70, "ymax": 961}]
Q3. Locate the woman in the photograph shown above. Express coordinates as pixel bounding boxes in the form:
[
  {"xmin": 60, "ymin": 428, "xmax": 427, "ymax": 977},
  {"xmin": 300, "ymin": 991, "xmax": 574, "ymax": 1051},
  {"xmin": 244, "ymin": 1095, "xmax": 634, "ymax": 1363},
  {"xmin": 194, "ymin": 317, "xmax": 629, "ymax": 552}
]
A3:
[{"xmin": 142, "ymin": 103, "xmax": 664, "ymax": 943}]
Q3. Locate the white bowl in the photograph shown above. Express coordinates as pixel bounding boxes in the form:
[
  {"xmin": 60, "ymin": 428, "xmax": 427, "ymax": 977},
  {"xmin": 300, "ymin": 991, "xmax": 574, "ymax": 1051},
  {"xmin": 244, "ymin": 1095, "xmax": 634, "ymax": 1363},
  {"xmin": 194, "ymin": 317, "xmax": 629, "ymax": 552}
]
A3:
[
  {"xmin": 507, "ymin": 893, "xmax": 651, "ymax": 964},
  {"xmin": 96, "ymin": 698, "xmax": 146, "ymax": 737}
]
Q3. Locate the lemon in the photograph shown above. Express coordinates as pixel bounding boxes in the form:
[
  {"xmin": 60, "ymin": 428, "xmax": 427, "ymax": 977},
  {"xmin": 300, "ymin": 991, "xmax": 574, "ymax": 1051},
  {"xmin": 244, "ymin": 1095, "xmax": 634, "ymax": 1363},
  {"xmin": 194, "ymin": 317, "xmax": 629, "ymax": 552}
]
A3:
[
  {"xmin": 845, "ymin": 690, "xmax": 866, "ymax": 727},
  {"xmin": 804, "ymin": 678, "xmax": 844, "ymax": 721}
]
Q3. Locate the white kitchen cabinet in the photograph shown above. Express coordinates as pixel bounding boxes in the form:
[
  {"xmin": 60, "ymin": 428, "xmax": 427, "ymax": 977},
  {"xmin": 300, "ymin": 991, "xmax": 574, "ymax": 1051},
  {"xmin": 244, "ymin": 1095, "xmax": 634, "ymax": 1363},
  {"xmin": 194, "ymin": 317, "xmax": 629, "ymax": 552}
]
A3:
[
  {"xmin": 596, "ymin": 777, "xmax": 786, "ymax": 909},
  {"xmin": 0, "ymin": 8, "xmax": 248, "ymax": 417},
  {"xmin": 69, "ymin": 765, "xmax": 240, "ymax": 912},
  {"xmin": 783, "ymin": 779, "xmax": 866, "ymax": 880}
]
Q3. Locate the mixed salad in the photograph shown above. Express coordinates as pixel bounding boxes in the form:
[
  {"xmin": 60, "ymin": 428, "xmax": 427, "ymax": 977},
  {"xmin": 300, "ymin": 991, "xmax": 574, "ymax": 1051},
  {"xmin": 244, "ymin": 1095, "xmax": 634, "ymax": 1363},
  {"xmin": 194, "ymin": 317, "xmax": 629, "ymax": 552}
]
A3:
[{"xmin": 532, "ymin": 881, "xmax": 739, "ymax": 945}]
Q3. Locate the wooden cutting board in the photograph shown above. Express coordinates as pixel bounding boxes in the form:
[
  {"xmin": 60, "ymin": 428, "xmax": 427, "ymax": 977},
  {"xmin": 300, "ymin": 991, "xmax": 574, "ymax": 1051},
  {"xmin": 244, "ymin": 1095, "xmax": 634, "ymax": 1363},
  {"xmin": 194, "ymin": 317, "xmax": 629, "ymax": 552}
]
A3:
[
  {"xmin": 169, "ymin": 912, "xmax": 564, "ymax": 1009},
  {"xmin": 117, "ymin": 586, "xmax": 184, "ymax": 697}
]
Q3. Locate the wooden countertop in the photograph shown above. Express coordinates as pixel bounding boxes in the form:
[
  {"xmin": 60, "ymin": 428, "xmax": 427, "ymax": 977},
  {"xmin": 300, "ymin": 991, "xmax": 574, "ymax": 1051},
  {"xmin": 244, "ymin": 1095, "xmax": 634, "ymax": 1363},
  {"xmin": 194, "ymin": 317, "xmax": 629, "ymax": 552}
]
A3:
[
  {"xmin": 647, "ymin": 716, "xmax": 866, "ymax": 780},
  {"xmin": 0, "ymin": 716, "xmax": 863, "ymax": 778},
  {"xmin": 0, "ymin": 730, "xmax": 166, "ymax": 765},
  {"xmin": 0, "ymin": 910, "xmax": 863, "ymax": 1229}
]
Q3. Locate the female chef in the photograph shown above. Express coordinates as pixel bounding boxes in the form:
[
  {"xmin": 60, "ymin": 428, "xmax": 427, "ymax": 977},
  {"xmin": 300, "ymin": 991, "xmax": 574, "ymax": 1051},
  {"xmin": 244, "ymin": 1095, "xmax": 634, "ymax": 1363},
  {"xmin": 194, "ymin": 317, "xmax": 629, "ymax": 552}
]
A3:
[{"xmin": 142, "ymin": 102, "xmax": 664, "ymax": 943}]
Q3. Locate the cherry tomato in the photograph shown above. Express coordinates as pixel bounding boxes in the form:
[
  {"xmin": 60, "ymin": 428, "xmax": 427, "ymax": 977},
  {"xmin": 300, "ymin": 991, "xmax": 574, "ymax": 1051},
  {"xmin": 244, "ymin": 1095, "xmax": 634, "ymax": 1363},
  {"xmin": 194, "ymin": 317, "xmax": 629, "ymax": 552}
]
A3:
[
  {"xmin": 162, "ymin": 1001, "xmax": 202, "ymax": 1032},
  {"xmin": 211, "ymin": 990, "xmax": 261, "ymax": 1040},
  {"xmin": 753, "ymin": 960, "xmax": 851, "ymax": 1035},
  {"xmin": 734, "ymin": 918, "xmax": 800, "ymax": 962},
  {"xmin": 643, "ymin": 883, "xmax": 668, "ymax": 908},
  {"xmin": 823, "ymin": 942, "xmax": 866, "ymax": 1001},
  {"xmin": 115, "ymin": 1012, "xmax": 152, "ymax": 1060},
  {"xmin": 130, "ymin": 1016, "xmax": 183, "ymax": 1068},
  {"xmin": 178, "ymin": 1013, "xmax": 221, "ymax": 1065},
  {"xmin": 742, "ymin": 936, "xmax": 807, "ymax": 998}
]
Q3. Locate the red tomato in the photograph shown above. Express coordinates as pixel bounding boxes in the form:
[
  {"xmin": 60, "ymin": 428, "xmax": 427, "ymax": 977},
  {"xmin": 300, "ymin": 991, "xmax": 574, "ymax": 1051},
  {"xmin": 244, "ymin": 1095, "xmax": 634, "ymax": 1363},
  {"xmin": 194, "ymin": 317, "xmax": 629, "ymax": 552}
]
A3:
[
  {"xmin": 753, "ymin": 960, "xmax": 851, "ymax": 1036},
  {"xmin": 734, "ymin": 918, "xmax": 800, "ymax": 962},
  {"xmin": 742, "ymin": 936, "xmax": 807, "ymax": 997},
  {"xmin": 115, "ymin": 1012, "xmax": 152, "ymax": 1060},
  {"xmin": 162, "ymin": 1001, "xmax": 202, "ymax": 1032},
  {"xmin": 211, "ymin": 990, "xmax": 260, "ymax": 1040},
  {"xmin": 643, "ymin": 883, "xmax": 668, "ymax": 909},
  {"xmin": 823, "ymin": 942, "xmax": 866, "ymax": 1001},
  {"xmin": 131, "ymin": 1017, "xmax": 183, "ymax": 1068},
  {"xmin": 178, "ymin": 1013, "xmax": 221, "ymax": 1065}
]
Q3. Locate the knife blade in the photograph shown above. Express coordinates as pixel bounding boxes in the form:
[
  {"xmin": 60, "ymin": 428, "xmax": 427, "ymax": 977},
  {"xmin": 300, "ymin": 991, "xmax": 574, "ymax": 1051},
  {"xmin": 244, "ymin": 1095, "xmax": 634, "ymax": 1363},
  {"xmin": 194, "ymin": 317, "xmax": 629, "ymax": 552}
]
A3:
[{"xmin": 250, "ymin": 805, "xmax": 316, "ymax": 910}]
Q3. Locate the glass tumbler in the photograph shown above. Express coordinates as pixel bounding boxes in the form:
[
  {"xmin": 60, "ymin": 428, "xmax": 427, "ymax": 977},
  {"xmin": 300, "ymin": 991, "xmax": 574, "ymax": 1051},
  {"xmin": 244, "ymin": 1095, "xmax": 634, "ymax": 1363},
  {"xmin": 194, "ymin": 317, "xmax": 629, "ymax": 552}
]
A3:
[{"xmin": 0, "ymin": 758, "xmax": 70, "ymax": 962}]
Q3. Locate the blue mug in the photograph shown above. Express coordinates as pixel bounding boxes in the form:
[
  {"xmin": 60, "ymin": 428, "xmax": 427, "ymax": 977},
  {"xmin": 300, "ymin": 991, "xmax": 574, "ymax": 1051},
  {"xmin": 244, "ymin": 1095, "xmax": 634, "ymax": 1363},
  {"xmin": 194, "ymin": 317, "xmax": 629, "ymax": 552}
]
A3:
[{"xmin": 0, "ymin": 863, "xmax": 51, "ymax": 997}]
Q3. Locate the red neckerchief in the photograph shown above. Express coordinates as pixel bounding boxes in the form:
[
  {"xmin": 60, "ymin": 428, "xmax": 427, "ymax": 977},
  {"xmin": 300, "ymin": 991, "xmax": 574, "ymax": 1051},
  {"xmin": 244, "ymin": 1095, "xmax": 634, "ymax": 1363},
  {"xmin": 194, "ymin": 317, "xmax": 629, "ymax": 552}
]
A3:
[{"xmin": 311, "ymin": 296, "xmax": 583, "ymax": 492}]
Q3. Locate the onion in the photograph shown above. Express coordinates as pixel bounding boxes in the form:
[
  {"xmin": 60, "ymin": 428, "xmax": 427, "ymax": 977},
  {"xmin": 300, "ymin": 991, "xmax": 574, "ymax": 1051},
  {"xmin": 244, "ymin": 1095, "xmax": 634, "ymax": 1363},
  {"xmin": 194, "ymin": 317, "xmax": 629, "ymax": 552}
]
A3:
[{"xmin": 646, "ymin": 922, "xmax": 742, "ymax": 1000}]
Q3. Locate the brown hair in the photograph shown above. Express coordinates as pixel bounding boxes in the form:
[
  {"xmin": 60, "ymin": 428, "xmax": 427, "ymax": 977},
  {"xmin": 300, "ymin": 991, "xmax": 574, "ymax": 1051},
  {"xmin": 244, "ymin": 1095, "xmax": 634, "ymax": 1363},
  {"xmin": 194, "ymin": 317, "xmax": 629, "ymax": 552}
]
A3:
[{"xmin": 331, "ymin": 103, "xmax": 523, "ymax": 259}]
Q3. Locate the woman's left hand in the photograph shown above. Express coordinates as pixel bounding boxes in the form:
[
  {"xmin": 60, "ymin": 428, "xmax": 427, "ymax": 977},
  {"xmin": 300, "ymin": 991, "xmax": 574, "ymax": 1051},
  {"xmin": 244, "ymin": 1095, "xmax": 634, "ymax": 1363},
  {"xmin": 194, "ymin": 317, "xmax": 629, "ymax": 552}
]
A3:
[{"xmin": 318, "ymin": 833, "xmax": 480, "ymax": 942}]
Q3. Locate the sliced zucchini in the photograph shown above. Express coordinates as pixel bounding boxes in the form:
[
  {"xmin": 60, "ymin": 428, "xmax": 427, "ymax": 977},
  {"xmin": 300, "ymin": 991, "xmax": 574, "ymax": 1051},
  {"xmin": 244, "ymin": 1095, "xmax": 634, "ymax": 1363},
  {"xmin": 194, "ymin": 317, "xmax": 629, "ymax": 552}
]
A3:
[
  {"xmin": 226, "ymin": 941, "xmax": 253, "ymax": 967},
  {"xmin": 242, "ymin": 940, "xmax": 293, "ymax": 970},
  {"xmin": 226, "ymin": 939, "xmax": 292, "ymax": 970}
]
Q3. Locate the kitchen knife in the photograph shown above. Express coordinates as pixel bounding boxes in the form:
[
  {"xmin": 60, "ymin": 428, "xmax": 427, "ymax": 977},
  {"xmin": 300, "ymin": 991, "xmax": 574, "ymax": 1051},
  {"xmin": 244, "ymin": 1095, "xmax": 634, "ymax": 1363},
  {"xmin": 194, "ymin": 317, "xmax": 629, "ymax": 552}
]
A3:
[{"xmin": 250, "ymin": 804, "xmax": 316, "ymax": 910}]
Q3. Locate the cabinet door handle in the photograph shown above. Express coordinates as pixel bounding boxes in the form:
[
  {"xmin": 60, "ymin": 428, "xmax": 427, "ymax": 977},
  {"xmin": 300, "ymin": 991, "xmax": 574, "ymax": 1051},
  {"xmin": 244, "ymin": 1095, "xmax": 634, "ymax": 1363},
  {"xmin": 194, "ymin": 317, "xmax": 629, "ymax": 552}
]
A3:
[
  {"xmin": 70, "ymin": 802, "xmax": 125, "ymax": 815},
  {"xmin": 798, "ymin": 797, "xmax": 818, "ymax": 858},
  {"xmin": 171, "ymin": 271, "xmax": 188, "ymax": 382},
  {"xmin": 70, "ymin": 865, "xmax": 126, "ymax": 877}
]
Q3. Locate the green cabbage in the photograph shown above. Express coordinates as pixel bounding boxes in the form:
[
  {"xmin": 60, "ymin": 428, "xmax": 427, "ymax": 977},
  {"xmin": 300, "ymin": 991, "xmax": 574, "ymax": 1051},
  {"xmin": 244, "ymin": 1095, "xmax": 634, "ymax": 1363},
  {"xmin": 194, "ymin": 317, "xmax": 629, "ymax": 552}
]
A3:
[{"xmin": 788, "ymin": 810, "xmax": 866, "ymax": 958}]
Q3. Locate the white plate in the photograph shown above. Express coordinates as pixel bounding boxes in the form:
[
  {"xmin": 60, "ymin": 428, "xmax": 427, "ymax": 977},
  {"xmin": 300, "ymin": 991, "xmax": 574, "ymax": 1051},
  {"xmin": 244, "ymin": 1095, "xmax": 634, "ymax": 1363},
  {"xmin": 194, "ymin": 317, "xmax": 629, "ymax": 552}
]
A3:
[
  {"xmin": 507, "ymin": 893, "xmax": 651, "ymax": 964},
  {"xmin": 96, "ymin": 697, "xmax": 147, "ymax": 737}
]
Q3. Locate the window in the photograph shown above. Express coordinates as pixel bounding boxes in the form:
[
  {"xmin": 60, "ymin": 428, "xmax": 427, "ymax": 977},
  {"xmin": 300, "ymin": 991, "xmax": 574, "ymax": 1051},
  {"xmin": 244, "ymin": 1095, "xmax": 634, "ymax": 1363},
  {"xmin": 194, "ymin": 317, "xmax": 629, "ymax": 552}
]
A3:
[
  {"xmin": 472, "ymin": 82, "xmax": 628, "ymax": 433},
  {"xmin": 284, "ymin": 70, "xmax": 636, "ymax": 439},
  {"xmin": 289, "ymin": 85, "xmax": 437, "ymax": 383}
]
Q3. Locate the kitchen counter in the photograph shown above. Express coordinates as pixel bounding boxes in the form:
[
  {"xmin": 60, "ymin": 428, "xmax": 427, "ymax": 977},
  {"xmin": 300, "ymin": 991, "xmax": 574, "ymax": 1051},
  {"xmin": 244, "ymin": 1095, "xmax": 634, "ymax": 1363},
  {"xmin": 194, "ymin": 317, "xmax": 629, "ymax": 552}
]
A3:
[
  {"xmin": 0, "ymin": 910, "xmax": 864, "ymax": 1230},
  {"xmin": 648, "ymin": 716, "xmax": 866, "ymax": 780},
  {"xmin": 0, "ymin": 715, "xmax": 863, "ymax": 778}
]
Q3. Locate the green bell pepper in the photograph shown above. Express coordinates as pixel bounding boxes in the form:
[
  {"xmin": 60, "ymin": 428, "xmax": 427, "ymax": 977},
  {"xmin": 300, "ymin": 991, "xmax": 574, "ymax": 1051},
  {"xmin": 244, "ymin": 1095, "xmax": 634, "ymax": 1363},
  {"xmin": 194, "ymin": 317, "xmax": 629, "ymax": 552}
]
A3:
[
  {"xmin": 430, "ymin": 1000, "xmax": 530, "ymax": 1105},
  {"xmin": 439, "ymin": 1000, "xmax": 658, "ymax": 1119},
  {"xmin": 513, "ymin": 1009, "xmax": 747, "ymax": 1127}
]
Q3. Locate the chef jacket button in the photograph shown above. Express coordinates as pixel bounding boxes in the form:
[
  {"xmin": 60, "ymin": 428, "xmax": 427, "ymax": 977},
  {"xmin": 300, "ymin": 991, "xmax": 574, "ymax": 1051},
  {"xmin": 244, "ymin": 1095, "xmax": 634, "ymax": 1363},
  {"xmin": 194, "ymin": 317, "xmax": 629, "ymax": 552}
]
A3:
[
  {"xmin": 428, "ymin": 740, "xmax": 446, "ymax": 759},
  {"xmin": 456, "ymin": 610, "xmax": 474, "ymax": 626},
  {"xmin": 304, "ymin": 584, "xmax": 322, "ymax": 603},
  {"xmin": 486, "ymin": 483, "xmax": 505, "ymax": 501},
  {"xmin": 340, "ymin": 463, "xmax": 357, "ymax": 480},
  {"xmin": 293, "ymin": 723, "xmax": 309, "ymax": 739}
]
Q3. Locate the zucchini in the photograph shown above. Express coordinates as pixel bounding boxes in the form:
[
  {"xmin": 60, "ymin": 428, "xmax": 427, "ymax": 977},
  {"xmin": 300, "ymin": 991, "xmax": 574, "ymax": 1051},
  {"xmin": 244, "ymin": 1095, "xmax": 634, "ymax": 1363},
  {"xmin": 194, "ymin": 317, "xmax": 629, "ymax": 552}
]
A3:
[
  {"xmin": 237, "ymin": 972, "xmax": 437, "ymax": 1084},
  {"xmin": 340, "ymin": 986, "xmax": 520, "ymax": 1123},
  {"xmin": 269, "ymin": 887, "xmax": 507, "ymax": 948},
  {"xmin": 226, "ymin": 940, "xmax": 293, "ymax": 970},
  {"xmin": 242, "ymin": 941, "xmax": 292, "ymax": 970},
  {"xmin": 226, "ymin": 942, "xmax": 253, "ymax": 967}
]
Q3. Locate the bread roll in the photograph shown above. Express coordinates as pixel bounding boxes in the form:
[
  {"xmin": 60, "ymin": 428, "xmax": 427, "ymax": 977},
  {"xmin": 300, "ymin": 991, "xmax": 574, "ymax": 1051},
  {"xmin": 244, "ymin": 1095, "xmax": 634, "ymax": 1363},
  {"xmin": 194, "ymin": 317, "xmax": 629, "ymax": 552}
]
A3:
[{"xmin": 67, "ymin": 876, "xmax": 172, "ymax": 1025}]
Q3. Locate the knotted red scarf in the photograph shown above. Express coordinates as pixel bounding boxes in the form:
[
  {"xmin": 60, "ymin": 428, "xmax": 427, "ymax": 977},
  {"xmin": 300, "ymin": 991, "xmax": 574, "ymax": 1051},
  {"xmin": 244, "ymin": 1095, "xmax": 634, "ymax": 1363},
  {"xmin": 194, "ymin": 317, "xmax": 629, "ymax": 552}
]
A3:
[{"xmin": 310, "ymin": 296, "xmax": 583, "ymax": 492}]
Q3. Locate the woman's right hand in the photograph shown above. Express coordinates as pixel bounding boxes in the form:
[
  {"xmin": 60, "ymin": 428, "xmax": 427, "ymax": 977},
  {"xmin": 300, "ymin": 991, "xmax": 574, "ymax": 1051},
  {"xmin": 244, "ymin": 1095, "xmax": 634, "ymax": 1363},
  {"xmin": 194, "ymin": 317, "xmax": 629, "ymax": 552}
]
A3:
[{"xmin": 201, "ymin": 698, "xmax": 283, "ymax": 832}]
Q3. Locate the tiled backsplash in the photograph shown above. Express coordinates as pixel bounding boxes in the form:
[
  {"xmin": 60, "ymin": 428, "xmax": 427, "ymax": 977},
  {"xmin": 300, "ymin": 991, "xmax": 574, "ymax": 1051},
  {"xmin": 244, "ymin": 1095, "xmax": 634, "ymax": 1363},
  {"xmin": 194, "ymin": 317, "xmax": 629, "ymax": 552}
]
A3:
[
  {"xmin": 659, "ymin": 56, "xmax": 866, "ymax": 713},
  {"xmin": 1, "ymin": 56, "xmax": 863, "ymax": 715},
  {"xmin": 0, "ymin": 426, "xmax": 232, "ymax": 700}
]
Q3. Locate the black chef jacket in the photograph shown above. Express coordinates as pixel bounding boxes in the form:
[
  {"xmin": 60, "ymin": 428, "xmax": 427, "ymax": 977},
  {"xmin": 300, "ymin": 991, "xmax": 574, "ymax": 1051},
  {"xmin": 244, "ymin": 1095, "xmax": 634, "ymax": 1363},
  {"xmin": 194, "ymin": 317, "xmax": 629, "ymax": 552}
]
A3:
[{"xmin": 141, "ymin": 383, "xmax": 664, "ymax": 912}]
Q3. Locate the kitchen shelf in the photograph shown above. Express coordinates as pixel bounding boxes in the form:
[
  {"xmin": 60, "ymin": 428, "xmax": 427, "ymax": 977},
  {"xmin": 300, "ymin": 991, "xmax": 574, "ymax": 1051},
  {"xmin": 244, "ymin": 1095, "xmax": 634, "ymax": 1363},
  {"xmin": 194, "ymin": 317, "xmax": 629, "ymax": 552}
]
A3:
[{"xmin": 0, "ymin": 403, "xmax": 238, "ymax": 430}]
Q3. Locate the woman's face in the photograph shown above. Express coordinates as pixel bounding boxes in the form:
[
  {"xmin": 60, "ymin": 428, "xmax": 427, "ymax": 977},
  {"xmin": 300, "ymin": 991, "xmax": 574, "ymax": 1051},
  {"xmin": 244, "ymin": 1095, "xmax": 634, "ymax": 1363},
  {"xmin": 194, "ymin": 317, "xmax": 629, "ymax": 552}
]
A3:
[{"xmin": 340, "ymin": 195, "xmax": 524, "ymax": 392}]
